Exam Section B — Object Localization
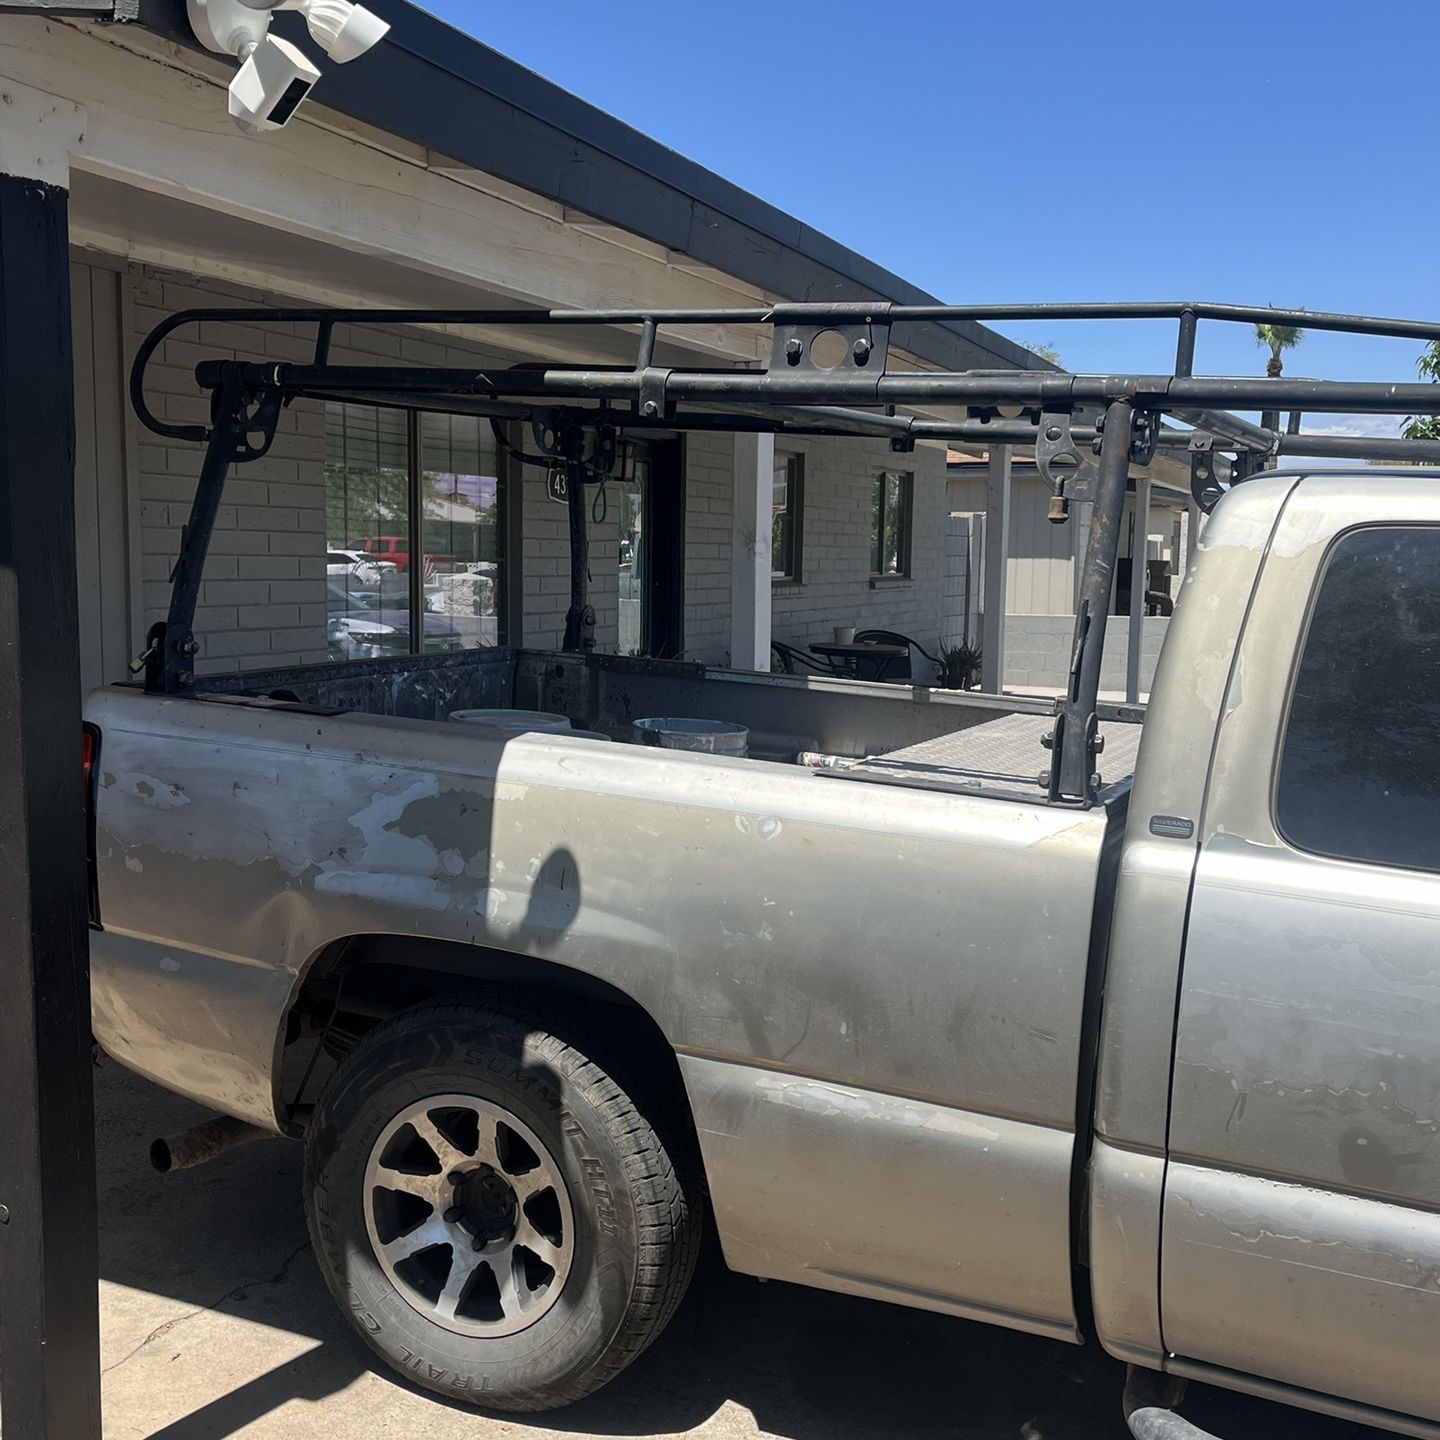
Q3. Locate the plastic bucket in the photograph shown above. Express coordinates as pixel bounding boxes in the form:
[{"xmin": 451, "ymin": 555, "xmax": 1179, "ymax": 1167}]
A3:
[
  {"xmin": 448, "ymin": 709, "xmax": 572, "ymax": 733},
  {"xmin": 632, "ymin": 716, "xmax": 749, "ymax": 757}
]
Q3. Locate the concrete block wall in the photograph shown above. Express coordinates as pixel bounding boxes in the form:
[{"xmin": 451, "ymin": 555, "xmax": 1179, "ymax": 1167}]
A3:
[
  {"xmin": 1003, "ymin": 613, "xmax": 1171, "ymax": 694},
  {"xmin": 770, "ymin": 436, "xmax": 949, "ymax": 658}
]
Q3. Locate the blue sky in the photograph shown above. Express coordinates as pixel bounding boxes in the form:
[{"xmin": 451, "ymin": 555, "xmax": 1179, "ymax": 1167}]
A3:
[{"xmin": 422, "ymin": 0, "xmax": 1438, "ymax": 435}]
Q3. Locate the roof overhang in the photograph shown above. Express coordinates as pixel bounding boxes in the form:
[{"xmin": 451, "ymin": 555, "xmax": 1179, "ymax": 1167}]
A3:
[{"xmin": 106, "ymin": 0, "xmax": 1042, "ymax": 374}]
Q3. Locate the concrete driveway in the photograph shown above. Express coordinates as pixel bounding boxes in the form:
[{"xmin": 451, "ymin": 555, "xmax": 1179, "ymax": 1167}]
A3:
[{"xmin": 87, "ymin": 1060, "xmax": 1382, "ymax": 1440}]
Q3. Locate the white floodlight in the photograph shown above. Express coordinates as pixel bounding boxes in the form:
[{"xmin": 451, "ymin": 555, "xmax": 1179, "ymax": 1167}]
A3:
[{"xmin": 280, "ymin": 0, "xmax": 391, "ymax": 63}]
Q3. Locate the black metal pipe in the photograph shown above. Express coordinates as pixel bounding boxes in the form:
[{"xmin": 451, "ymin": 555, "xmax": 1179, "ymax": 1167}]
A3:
[
  {"xmin": 635, "ymin": 318, "xmax": 658, "ymax": 371},
  {"xmin": 1168, "ymin": 407, "xmax": 1276, "ymax": 455},
  {"xmin": 560, "ymin": 428, "xmax": 593, "ymax": 653},
  {"xmin": 1123, "ymin": 1367, "xmax": 1220, "ymax": 1440},
  {"xmin": 262, "ymin": 363, "xmax": 1440, "ymax": 416},
  {"xmin": 150, "ymin": 1115, "xmax": 273, "ymax": 1173},
  {"xmin": 936, "ymin": 421, "xmax": 1440, "ymax": 464},
  {"xmin": 130, "ymin": 296, "xmax": 1440, "ymax": 443},
  {"xmin": 1050, "ymin": 398, "xmax": 1135, "ymax": 804},
  {"xmin": 157, "ymin": 368, "xmax": 245, "ymax": 693},
  {"xmin": 1278, "ymin": 433, "xmax": 1438, "ymax": 460},
  {"xmin": 406, "ymin": 411, "xmax": 424, "ymax": 654},
  {"xmin": 281, "ymin": 376, "xmax": 1440, "ymax": 461},
  {"xmin": 1174, "ymin": 309, "xmax": 1198, "ymax": 378}
]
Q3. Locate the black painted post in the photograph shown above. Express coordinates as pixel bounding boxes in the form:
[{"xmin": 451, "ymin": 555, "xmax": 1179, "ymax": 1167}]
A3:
[{"xmin": 0, "ymin": 170, "xmax": 103, "ymax": 1436}]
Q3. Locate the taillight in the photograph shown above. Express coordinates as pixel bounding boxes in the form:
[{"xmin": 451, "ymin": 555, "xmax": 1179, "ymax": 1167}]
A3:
[
  {"xmin": 82, "ymin": 723, "xmax": 100, "ymax": 926},
  {"xmin": 82, "ymin": 725, "xmax": 97, "ymax": 805}
]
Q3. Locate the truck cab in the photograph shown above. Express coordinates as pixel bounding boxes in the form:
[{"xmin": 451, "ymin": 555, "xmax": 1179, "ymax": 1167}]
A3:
[{"xmin": 1093, "ymin": 471, "xmax": 1440, "ymax": 1433}]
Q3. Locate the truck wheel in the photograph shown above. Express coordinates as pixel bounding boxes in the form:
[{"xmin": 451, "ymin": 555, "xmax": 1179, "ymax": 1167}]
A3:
[{"xmin": 303, "ymin": 997, "xmax": 701, "ymax": 1411}]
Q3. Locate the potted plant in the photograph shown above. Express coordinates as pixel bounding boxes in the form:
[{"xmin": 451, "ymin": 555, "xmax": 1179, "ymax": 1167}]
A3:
[{"xmin": 936, "ymin": 637, "xmax": 982, "ymax": 690}]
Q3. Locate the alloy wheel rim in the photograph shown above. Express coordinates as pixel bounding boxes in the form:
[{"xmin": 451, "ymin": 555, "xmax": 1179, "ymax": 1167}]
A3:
[{"xmin": 363, "ymin": 1093, "xmax": 575, "ymax": 1337}]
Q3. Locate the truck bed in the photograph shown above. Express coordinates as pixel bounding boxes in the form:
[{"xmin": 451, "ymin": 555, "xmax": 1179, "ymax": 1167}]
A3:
[
  {"xmin": 192, "ymin": 645, "xmax": 1145, "ymax": 801},
  {"xmin": 88, "ymin": 670, "xmax": 1126, "ymax": 1345},
  {"xmin": 846, "ymin": 711, "xmax": 1145, "ymax": 799}
]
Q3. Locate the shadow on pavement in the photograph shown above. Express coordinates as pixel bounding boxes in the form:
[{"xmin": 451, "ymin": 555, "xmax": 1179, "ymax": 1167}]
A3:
[{"xmin": 97, "ymin": 1062, "xmax": 1384, "ymax": 1440}]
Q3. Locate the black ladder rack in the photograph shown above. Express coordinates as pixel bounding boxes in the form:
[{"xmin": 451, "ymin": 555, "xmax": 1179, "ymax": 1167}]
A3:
[{"xmin": 131, "ymin": 297, "xmax": 1440, "ymax": 805}]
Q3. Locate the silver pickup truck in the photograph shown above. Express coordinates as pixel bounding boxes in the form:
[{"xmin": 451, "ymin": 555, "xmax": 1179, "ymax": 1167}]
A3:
[{"xmin": 94, "ymin": 300, "xmax": 1440, "ymax": 1435}]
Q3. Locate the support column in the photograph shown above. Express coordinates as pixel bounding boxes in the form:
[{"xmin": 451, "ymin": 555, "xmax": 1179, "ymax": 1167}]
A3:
[
  {"xmin": 979, "ymin": 444, "xmax": 1011, "ymax": 693},
  {"xmin": 1126, "ymin": 471, "xmax": 1151, "ymax": 704},
  {"xmin": 730, "ymin": 431, "xmax": 774, "ymax": 670},
  {"xmin": 0, "ymin": 84, "xmax": 101, "ymax": 1440}
]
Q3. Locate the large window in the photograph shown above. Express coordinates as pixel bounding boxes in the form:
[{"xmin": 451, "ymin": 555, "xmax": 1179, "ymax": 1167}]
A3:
[
  {"xmin": 325, "ymin": 403, "xmax": 505, "ymax": 661},
  {"xmin": 1276, "ymin": 526, "xmax": 1440, "ymax": 872},
  {"xmin": 772, "ymin": 453, "xmax": 804, "ymax": 581},
  {"xmin": 870, "ymin": 470, "xmax": 912, "ymax": 578}
]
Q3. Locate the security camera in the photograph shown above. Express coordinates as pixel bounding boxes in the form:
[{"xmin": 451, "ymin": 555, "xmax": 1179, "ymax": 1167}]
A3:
[
  {"xmin": 227, "ymin": 32, "xmax": 320, "ymax": 133},
  {"xmin": 187, "ymin": 0, "xmax": 388, "ymax": 135}
]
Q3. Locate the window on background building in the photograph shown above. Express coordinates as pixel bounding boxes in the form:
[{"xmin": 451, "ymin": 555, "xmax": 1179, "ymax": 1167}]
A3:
[
  {"xmin": 772, "ymin": 453, "xmax": 804, "ymax": 581},
  {"xmin": 324, "ymin": 402, "xmax": 505, "ymax": 661},
  {"xmin": 325, "ymin": 403, "xmax": 412, "ymax": 662},
  {"xmin": 870, "ymin": 470, "xmax": 913, "ymax": 577},
  {"xmin": 419, "ymin": 412, "xmax": 504, "ymax": 652}
]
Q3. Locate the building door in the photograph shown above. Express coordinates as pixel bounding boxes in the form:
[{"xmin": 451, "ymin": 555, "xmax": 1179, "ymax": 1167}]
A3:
[
  {"xmin": 617, "ymin": 439, "xmax": 684, "ymax": 659},
  {"xmin": 70, "ymin": 261, "xmax": 132, "ymax": 695}
]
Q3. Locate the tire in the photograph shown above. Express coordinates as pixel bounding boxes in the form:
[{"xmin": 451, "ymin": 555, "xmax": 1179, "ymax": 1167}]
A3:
[{"xmin": 303, "ymin": 996, "xmax": 701, "ymax": 1411}]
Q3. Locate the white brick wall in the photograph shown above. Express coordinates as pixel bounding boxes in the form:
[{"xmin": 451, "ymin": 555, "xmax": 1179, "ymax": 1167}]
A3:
[
  {"xmin": 129, "ymin": 267, "xmax": 329, "ymax": 674},
  {"xmin": 680, "ymin": 431, "xmax": 733, "ymax": 663},
  {"xmin": 519, "ymin": 459, "xmax": 621, "ymax": 653},
  {"xmin": 677, "ymin": 433, "xmax": 950, "ymax": 667},
  {"xmin": 769, "ymin": 436, "xmax": 949, "ymax": 659}
]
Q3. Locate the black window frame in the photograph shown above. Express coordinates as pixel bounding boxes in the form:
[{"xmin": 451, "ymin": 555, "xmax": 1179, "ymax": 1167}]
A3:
[
  {"xmin": 772, "ymin": 451, "xmax": 804, "ymax": 583},
  {"xmin": 870, "ymin": 469, "xmax": 913, "ymax": 579},
  {"xmin": 1273, "ymin": 522, "xmax": 1440, "ymax": 875}
]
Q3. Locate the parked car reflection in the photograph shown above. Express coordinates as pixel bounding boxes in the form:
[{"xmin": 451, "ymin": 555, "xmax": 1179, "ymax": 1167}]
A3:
[{"xmin": 326, "ymin": 580, "xmax": 462, "ymax": 661}]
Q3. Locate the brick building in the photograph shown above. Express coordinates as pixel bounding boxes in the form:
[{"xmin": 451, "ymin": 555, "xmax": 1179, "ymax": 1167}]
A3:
[{"xmin": 12, "ymin": 4, "xmax": 1039, "ymax": 692}]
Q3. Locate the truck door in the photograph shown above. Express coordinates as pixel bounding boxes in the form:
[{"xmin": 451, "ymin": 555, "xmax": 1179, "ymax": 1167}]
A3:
[{"xmin": 1163, "ymin": 477, "xmax": 1440, "ymax": 1427}]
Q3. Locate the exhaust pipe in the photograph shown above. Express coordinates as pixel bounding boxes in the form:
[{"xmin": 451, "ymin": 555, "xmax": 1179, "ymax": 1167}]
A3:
[
  {"xmin": 1124, "ymin": 1366, "xmax": 1222, "ymax": 1440},
  {"xmin": 150, "ymin": 1115, "xmax": 273, "ymax": 1173}
]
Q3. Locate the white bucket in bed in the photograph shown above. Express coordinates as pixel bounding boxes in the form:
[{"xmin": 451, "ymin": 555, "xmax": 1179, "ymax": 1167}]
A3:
[
  {"xmin": 448, "ymin": 709, "xmax": 572, "ymax": 733},
  {"xmin": 632, "ymin": 716, "xmax": 749, "ymax": 756}
]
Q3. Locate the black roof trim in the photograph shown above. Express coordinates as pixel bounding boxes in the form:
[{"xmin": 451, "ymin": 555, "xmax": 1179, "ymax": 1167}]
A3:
[{"xmin": 130, "ymin": 0, "xmax": 1037, "ymax": 372}]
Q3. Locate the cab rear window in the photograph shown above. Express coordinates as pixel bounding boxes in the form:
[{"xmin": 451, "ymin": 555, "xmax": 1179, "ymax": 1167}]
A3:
[{"xmin": 1276, "ymin": 526, "xmax": 1440, "ymax": 872}]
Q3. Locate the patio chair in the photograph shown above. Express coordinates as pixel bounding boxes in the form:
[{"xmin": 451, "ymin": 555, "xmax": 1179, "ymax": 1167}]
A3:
[
  {"xmin": 771, "ymin": 639, "xmax": 841, "ymax": 677},
  {"xmin": 852, "ymin": 629, "xmax": 940, "ymax": 683}
]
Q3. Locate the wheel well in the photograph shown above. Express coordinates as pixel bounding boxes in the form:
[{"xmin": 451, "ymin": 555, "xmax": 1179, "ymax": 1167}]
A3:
[{"xmin": 278, "ymin": 935, "xmax": 696, "ymax": 1149}]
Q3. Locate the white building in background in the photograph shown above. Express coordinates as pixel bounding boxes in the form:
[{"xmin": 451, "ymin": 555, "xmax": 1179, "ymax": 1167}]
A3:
[{"xmin": 947, "ymin": 449, "xmax": 1198, "ymax": 697}]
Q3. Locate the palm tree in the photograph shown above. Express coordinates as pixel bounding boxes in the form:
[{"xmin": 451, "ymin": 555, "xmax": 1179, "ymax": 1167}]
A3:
[{"xmin": 1255, "ymin": 319, "xmax": 1305, "ymax": 377}]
